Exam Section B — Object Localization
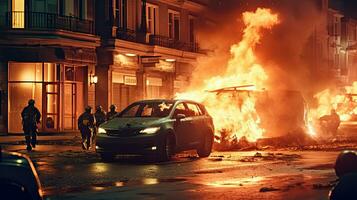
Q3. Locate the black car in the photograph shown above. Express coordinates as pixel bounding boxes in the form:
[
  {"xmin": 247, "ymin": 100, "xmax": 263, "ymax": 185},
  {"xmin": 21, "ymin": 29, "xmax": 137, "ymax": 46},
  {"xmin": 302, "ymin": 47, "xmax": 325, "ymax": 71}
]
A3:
[
  {"xmin": 0, "ymin": 147, "xmax": 43, "ymax": 200},
  {"xmin": 96, "ymin": 99, "xmax": 215, "ymax": 161}
]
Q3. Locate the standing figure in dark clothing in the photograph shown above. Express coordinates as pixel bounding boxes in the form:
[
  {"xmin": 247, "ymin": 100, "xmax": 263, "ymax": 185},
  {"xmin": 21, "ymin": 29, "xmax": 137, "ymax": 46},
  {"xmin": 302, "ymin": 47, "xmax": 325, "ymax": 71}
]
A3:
[
  {"xmin": 319, "ymin": 109, "xmax": 341, "ymax": 136},
  {"xmin": 94, "ymin": 105, "xmax": 106, "ymax": 143},
  {"xmin": 78, "ymin": 106, "xmax": 95, "ymax": 150},
  {"xmin": 21, "ymin": 99, "xmax": 41, "ymax": 151},
  {"xmin": 106, "ymin": 104, "xmax": 118, "ymax": 121}
]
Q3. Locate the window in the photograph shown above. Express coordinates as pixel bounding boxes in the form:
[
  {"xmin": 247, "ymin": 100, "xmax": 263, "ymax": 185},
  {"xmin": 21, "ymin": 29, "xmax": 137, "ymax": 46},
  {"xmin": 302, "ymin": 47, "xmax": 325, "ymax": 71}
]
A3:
[
  {"xmin": 116, "ymin": 0, "xmax": 127, "ymax": 28},
  {"xmin": 120, "ymin": 102, "xmax": 174, "ymax": 118},
  {"xmin": 79, "ymin": 0, "xmax": 87, "ymax": 19},
  {"xmin": 186, "ymin": 103, "xmax": 201, "ymax": 116},
  {"xmin": 65, "ymin": 67, "xmax": 75, "ymax": 81},
  {"xmin": 189, "ymin": 16, "xmax": 195, "ymax": 43},
  {"xmin": 146, "ymin": 3, "xmax": 158, "ymax": 35},
  {"xmin": 59, "ymin": 0, "xmax": 74, "ymax": 16},
  {"xmin": 168, "ymin": 10, "xmax": 180, "ymax": 40},
  {"xmin": 12, "ymin": 0, "xmax": 25, "ymax": 28},
  {"xmin": 173, "ymin": 103, "xmax": 186, "ymax": 117}
]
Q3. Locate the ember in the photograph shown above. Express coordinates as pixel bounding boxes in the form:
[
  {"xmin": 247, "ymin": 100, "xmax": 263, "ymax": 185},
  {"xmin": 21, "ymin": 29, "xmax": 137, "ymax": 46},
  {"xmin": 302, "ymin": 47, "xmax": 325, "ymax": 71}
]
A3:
[{"xmin": 176, "ymin": 8, "xmax": 279, "ymax": 143}]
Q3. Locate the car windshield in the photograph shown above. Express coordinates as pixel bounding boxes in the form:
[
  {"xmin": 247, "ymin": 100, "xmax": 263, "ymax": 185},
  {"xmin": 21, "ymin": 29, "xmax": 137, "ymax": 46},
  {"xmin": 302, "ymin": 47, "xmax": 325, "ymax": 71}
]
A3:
[{"xmin": 119, "ymin": 101, "xmax": 174, "ymax": 118}]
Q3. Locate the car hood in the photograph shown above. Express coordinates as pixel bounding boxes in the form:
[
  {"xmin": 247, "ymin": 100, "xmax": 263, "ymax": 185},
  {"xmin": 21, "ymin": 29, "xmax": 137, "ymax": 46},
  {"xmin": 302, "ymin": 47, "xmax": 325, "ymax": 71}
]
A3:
[{"xmin": 100, "ymin": 117, "xmax": 166, "ymax": 130}]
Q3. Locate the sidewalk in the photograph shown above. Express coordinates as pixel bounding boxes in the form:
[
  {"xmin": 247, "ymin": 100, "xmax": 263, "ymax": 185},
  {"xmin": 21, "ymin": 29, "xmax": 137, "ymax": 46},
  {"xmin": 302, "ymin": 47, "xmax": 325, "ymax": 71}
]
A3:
[{"xmin": 0, "ymin": 132, "xmax": 80, "ymax": 145}]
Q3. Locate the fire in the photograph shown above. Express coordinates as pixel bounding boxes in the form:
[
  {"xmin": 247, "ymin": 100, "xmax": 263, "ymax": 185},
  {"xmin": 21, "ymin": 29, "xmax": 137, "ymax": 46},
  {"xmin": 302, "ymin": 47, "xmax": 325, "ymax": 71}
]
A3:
[
  {"xmin": 311, "ymin": 82, "xmax": 357, "ymax": 123},
  {"xmin": 176, "ymin": 8, "xmax": 279, "ymax": 142}
]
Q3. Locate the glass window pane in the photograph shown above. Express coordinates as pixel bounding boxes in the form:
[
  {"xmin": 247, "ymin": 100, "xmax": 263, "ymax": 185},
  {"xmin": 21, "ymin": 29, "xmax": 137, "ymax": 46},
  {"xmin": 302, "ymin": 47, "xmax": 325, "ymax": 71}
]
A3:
[
  {"xmin": 65, "ymin": 66, "xmax": 74, "ymax": 81},
  {"xmin": 9, "ymin": 62, "xmax": 42, "ymax": 82},
  {"xmin": 12, "ymin": 0, "xmax": 24, "ymax": 28},
  {"xmin": 8, "ymin": 83, "xmax": 42, "ymax": 133},
  {"xmin": 44, "ymin": 63, "xmax": 57, "ymax": 82}
]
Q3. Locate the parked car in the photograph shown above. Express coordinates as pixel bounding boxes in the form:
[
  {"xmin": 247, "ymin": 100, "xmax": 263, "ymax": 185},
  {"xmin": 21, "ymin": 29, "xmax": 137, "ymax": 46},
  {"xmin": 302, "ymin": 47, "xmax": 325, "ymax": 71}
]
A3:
[
  {"xmin": 96, "ymin": 99, "xmax": 215, "ymax": 161},
  {"xmin": 0, "ymin": 147, "xmax": 43, "ymax": 200}
]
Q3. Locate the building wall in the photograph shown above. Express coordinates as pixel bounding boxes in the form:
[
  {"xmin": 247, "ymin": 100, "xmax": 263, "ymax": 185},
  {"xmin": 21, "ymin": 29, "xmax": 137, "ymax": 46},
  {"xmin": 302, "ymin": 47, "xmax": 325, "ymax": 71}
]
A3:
[{"xmin": 0, "ymin": 62, "xmax": 8, "ymax": 133}]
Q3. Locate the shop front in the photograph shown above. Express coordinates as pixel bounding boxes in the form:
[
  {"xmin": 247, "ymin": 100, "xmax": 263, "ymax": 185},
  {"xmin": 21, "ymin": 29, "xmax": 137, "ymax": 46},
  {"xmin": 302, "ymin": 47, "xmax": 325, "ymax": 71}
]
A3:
[{"xmin": 7, "ymin": 62, "xmax": 87, "ymax": 133}]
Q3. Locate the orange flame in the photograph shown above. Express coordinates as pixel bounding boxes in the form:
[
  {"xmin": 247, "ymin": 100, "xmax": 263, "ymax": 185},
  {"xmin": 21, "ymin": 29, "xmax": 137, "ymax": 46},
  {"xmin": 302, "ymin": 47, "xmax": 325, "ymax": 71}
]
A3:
[
  {"xmin": 176, "ymin": 8, "xmax": 279, "ymax": 142},
  {"xmin": 311, "ymin": 82, "xmax": 357, "ymax": 123}
]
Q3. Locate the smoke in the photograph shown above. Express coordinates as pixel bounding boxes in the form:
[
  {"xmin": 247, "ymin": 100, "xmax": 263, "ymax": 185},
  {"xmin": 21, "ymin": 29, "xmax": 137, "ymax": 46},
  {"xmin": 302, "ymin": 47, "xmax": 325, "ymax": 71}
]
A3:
[{"xmin": 192, "ymin": 0, "xmax": 328, "ymax": 95}]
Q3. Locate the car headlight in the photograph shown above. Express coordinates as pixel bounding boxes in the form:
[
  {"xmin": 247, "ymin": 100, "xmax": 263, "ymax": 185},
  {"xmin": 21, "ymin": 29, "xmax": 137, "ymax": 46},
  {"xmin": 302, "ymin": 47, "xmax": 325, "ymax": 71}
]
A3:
[
  {"xmin": 139, "ymin": 127, "xmax": 160, "ymax": 134},
  {"xmin": 98, "ymin": 127, "xmax": 107, "ymax": 134}
]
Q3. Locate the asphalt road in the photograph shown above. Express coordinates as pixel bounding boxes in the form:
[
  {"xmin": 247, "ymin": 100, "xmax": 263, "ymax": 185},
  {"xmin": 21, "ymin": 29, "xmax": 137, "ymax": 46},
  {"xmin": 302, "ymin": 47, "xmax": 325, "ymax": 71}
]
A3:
[{"xmin": 3, "ymin": 144, "xmax": 341, "ymax": 200}]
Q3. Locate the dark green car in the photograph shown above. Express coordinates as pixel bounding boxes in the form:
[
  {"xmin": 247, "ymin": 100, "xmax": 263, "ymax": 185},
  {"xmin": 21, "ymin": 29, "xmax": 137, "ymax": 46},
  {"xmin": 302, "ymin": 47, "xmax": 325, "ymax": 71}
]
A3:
[{"xmin": 96, "ymin": 99, "xmax": 214, "ymax": 161}]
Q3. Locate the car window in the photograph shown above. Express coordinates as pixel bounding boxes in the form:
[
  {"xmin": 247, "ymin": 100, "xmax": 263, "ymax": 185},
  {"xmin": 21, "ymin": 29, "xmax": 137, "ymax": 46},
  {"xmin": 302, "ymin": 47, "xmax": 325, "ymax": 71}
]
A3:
[
  {"xmin": 142, "ymin": 105, "xmax": 153, "ymax": 117},
  {"xmin": 120, "ymin": 101, "xmax": 174, "ymax": 118},
  {"xmin": 173, "ymin": 103, "xmax": 187, "ymax": 117},
  {"xmin": 186, "ymin": 103, "xmax": 201, "ymax": 117},
  {"xmin": 121, "ymin": 104, "xmax": 140, "ymax": 117}
]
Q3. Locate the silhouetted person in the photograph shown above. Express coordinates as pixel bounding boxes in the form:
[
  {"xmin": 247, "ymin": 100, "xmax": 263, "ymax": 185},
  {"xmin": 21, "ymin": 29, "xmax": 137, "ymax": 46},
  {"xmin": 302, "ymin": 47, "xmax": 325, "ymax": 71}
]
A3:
[
  {"xmin": 330, "ymin": 151, "xmax": 357, "ymax": 200},
  {"xmin": 107, "ymin": 104, "xmax": 118, "ymax": 121},
  {"xmin": 21, "ymin": 99, "xmax": 41, "ymax": 151},
  {"xmin": 78, "ymin": 106, "xmax": 95, "ymax": 150},
  {"xmin": 319, "ymin": 109, "xmax": 341, "ymax": 136},
  {"xmin": 94, "ymin": 105, "xmax": 106, "ymax": 143}
]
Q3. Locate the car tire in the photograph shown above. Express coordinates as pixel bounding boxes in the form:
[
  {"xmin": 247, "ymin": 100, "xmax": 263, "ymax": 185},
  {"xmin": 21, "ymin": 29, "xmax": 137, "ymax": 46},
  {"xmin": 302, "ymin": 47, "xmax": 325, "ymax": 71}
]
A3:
[
  {"xmin": 197, "ymin": 132, "xmax": 213, "ymax": 157},
  {"xmin": 158, "ymin": 135, "xmax": 174, "ymax": 161},
  {"xmin": 100, "ymin": 153, "xmax": 115, "ymax": 162}
]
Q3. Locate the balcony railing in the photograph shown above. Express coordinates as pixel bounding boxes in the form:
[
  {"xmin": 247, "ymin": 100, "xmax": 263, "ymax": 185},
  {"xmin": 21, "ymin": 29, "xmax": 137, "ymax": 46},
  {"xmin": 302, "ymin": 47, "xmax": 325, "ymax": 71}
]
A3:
[
  {"xmin": 116, "ymin": 27, "xmax": 146, "ymax": 43},
  {"xmin": 149, "ymin": 35, "xmax": 199, "ymax": 53},
  {"xmin": 1, "ymin": 11, "xmax": 94, "ymax": 34}
]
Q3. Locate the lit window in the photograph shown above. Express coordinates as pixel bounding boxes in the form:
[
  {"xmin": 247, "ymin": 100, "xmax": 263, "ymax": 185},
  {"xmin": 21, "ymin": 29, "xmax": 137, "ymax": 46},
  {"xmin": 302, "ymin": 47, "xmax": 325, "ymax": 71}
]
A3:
[
  {"xmin": 168, "ymin": 10, "xmax": 180, "ymax": 40},
  {"xmin": 12, "ymin": 0, "xmax": 24, "ymax": 28},
  {"xmin": 146, "ymin": 3, "xmax": 158, "ymax": 35}
]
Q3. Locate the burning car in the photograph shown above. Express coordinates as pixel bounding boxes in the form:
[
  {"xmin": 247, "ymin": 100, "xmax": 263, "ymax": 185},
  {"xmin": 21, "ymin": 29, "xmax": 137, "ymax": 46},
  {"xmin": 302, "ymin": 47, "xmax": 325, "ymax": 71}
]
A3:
[
  {"xmin": 96, "ymin": 99, "xmax": 214, "ymax": 161},
  {"xmin": 207, "ymin": 85, "xmax": 310, "ymax": 149}
]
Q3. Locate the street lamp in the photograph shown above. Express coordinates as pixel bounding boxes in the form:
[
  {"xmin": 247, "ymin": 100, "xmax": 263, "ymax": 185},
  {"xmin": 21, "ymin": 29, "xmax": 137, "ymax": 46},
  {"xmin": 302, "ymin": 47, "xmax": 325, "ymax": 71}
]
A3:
[{"xmin": 89, "ymin": 71, "xmax": 98, "ymax": 85}]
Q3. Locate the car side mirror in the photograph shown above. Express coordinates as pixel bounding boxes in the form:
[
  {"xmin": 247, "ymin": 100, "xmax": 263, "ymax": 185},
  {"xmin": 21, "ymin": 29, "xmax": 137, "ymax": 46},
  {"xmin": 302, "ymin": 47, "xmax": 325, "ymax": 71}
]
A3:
[{"xmin": 176, "ymin": 114, "xmax": 186, "ymax": 120}]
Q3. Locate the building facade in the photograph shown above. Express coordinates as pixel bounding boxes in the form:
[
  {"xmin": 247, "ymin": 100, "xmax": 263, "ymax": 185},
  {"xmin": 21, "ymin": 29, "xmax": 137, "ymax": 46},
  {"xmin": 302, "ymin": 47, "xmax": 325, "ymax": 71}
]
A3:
[
  {"xmin": 95, "ymin": 0, "xmax": 206, "ymax": 111},
  {"xmin": 0, "ymin": 0, "xmax": 206, "ymax": 134},
  {"xmin": 0, "ymin": 0, "xmax": 99, "ymax": 134}
]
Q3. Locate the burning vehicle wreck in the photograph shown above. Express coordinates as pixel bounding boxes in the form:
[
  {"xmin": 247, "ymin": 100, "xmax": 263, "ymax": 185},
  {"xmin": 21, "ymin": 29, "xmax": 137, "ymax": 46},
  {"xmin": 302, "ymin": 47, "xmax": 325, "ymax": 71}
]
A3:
[{"xmin": 205, "ymin": 85, "xmax": 313, "ymax": 150}]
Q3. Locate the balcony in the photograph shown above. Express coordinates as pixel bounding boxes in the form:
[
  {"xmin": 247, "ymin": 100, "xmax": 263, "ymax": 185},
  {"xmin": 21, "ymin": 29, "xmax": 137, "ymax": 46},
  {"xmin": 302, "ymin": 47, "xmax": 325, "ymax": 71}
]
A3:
[
  {"xmin": 0, "ymin": 11, "xmax": 94, "ymax": 34},
  {"xmin": 116, "ymin": 27, "xmax": 146, "ymax": 43},
  {"xmin": 149, "ymin": 35, "xmax": 199, "ymax": 53}
]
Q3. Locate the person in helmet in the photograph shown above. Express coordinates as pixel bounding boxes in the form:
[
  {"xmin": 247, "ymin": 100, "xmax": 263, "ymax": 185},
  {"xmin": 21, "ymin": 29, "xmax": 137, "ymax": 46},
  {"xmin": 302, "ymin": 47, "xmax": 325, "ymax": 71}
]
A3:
[
  {"xmin": 107, "ymin": 104, "xmax": 118, "ymax": 121},
  {"xmin": 21, "ymin": 99, "xmax": 41, "ymax": 151},
  {"xmin": 329, "ymin": 150, "xmax": 357, "ymax": 200},
  {"xmin": 94, "ymin": 105, "xmax": 106, "ymax": 143},
  {"xmin": 78, "ymin": 106, "xmax": 95, "ymax": 150}
]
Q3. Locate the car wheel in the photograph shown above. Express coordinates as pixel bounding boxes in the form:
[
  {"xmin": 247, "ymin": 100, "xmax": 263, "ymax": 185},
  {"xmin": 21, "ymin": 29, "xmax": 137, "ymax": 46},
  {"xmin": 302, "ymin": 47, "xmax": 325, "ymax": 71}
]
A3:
[
  {"xmin": 197, "ymin": 132, "xmax": 213, "ymax": 157},
  {"xmin": 100, "ymin": 153, "xmax": 114, "ymax": 162},
  {"xmin": 159, "ymin": 135, "xmax": 174, "ymax": 161}
]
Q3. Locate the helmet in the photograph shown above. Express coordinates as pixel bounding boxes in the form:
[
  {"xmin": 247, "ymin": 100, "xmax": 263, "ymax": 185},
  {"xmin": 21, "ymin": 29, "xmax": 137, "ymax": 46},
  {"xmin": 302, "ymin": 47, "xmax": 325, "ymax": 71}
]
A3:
[
  {"xmin": 28, "ymin": 99, "xmax": 35, "ymax": 105},
  {"xmin": 96, "ymin": 105, "xmax": 102, "ymax": 111},
  {"xmin": 334, "ymin": 150, "xmax": 357, "ymax": 178},
  {"xmin": 85, "ymin": 106, "xmax": 92, "ymax": 112},
  {"xmin": 110, "ymin": 104, "xmax": 116, "ymax": 111}
]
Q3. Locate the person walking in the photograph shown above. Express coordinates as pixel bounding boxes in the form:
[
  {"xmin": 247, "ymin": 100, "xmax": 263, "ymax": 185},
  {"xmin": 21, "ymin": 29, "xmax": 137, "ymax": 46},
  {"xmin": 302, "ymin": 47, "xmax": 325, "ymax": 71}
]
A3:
[
  {"xmin": 94, "ymin": 105, "xmax": 106, "ymax": 143},
  {"xmin": 21, "ymin": 99, "xmax": 41, "ymax": 151},
  {"xmin": 78, "ymin": 106, "xmax": 95, "ymax": 150},
  {"xmin": 106, "ymin": 104, "xmax": 118, "ymax": 121}
]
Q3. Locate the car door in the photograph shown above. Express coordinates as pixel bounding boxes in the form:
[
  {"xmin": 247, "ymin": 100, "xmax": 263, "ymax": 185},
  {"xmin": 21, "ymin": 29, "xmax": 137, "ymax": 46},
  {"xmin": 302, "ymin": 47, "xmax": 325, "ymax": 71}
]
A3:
[
  {"xmin": 186, "ymin": 103, "xmax": 204, "ymax": 146},
  {"xmin": 173, "ymin": 102, "xmax": 195, "ymax": 149}
]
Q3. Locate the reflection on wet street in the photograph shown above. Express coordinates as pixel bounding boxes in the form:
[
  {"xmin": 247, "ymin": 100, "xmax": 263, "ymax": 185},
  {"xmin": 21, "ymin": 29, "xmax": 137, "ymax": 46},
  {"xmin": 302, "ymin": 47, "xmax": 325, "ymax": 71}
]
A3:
[{"xmin": 2, "ymin": 145, "xmax": 339, "ymax": 200}]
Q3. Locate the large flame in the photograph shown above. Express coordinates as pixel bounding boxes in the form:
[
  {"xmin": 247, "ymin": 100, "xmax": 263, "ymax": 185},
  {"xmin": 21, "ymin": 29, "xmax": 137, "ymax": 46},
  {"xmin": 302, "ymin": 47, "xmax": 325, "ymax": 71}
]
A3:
[
  {"xmin": 311, "ymin": 82, "xmax": 357, "ymax": 123},
  {"xmin": 176, "ymin": 8, "xmax": 279, "ymax": 142}
]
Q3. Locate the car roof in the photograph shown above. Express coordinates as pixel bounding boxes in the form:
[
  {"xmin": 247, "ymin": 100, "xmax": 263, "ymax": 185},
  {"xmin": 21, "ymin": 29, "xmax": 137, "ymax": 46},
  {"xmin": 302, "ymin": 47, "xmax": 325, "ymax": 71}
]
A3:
[
  {"xmin": 0, "ymin": 150, "xmax": 31, "ymax": 167},
  {"xmin": 134, "ymin": 99, "xmax": 202, "ymax": 105}
]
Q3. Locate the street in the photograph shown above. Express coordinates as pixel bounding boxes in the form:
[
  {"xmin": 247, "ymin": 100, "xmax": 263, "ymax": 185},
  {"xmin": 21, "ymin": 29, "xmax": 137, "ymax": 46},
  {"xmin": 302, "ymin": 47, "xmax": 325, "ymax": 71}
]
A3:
[{"xmin": 2, "ymin": 143, "xmax": 343, "ymax": 200}]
